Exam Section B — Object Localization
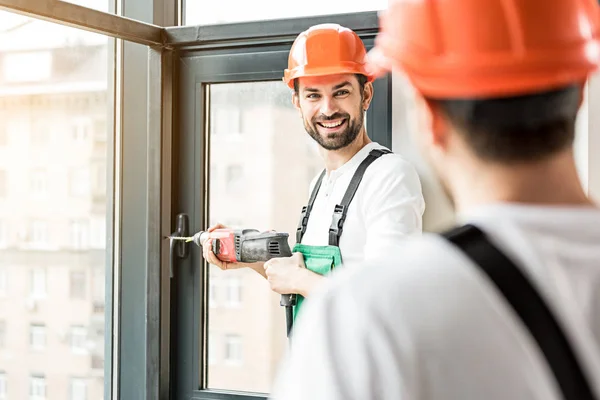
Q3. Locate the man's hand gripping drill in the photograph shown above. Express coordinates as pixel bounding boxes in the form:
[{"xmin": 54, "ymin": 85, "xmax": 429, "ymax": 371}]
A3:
[{"xmin": 169, "ymin": 227, "xmax": 297, "ymax": 336}]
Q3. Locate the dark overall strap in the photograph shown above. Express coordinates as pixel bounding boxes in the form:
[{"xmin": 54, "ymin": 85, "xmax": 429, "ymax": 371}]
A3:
[
  {"xmin": 443, "ymin": 224, "xmax": 596, "ymax": 400},
  {"xmin": 328, "ymin": 148, "xmax": 392, "ymax": 246},
  {"xmin": 296, "ymin": 169, "xmax": 326, "ymax": 243}
]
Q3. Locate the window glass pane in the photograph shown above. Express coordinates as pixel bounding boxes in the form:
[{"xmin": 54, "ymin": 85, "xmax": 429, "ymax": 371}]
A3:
[
  {"xmin": 60, "ymin": 0, "xmax": 111, "ymax": 13},
  {"xmin": 0, "ymin": 268, "xmax": 6, "ymax": 296},
  {"xmin": 184, "ymin": 0, "xmax": 387, "ymax": 25},
  {"xmin": 70, "ymin": 378, "xmax": 87, "ymax": 400},
  {"xmin": 0, "ymin": 11, "xmax": 111, "ymax": 400},
  {"xmin": 0, "ymin": 372, "xmax": 6, "ymax": 399},
  {"xmin": 206, "ymin": 82, "xmax": 323, "ymax": 392},
  {"xmin": 0, "ymin": 321, "xmax": 6, "ymax": 348}
]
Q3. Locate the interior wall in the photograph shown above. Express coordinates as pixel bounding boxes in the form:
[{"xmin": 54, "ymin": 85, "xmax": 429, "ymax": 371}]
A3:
[
  {"xmin": 390, "ymin": 75, "xmax": 455, "ymax": 233},
  {"xmin": 586, "ymin": 72, "xmax": 600, "ymax": 202},
  {"xmin": 391, "ymin": 72, "xmax": 600, "ymax": 233}
]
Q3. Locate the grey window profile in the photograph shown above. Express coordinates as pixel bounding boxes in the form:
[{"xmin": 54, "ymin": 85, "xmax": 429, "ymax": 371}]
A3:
[{"xmin": 167, "ymin": 11, "xmax": 390, "ymax": 400}]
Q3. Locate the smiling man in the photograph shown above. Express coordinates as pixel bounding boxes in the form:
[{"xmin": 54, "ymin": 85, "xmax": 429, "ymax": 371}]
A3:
[{"xmin": 203, "ymin": 23, "xmax": 425, "ymax": 321}]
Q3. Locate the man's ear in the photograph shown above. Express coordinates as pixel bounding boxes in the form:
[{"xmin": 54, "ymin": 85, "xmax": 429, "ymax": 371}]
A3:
[
  {"xmin": 292, "ymin": 92, "xmax": 302, "ymax": 116},
  {"xmin": 362, "ymin": 82, "xmax": 374, "ymax": 111},
  {"xmin": 423, "ymin": 98, "xmax": 450, "ymax": 150}
]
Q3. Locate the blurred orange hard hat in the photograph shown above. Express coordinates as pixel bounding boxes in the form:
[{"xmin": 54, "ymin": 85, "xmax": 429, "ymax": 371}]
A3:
[{"xmin": 369, "ymin": 0, "xmax": 600, "ymax": 98}]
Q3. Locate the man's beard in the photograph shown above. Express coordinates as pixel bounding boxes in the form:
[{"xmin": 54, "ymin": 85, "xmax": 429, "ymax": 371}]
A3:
[{"xmin": 304, "ymin": 111, "xmax": 363, "ymax": 151}]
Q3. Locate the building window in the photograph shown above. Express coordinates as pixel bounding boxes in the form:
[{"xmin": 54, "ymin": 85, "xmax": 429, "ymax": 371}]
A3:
[
  {"xmin": 30, "ymin": 221, "xmax": 48, "ymax": 249},
  {"xmin": 29, "ymin": 375, "xmax": 46, "ymax": 400},
  {"xmin": 91, "ymin": 355, "xmax": 103, "ymax": 370},
  {"xmin": 0, "ymin": 171, "xmax": 6, "ymax": 198},
  {"xmin": 92, "ymin": 119, "xmax": 107, "ymax": 142},
  {"xmin": 30, "ymin": 324, "xmax": 46, "ymax": 351},
  {"xmin": 225, "ymin": 165, "xmax": 244, "ymax": 193},
  {"xmin": 69, "ymin": 378, "xmax": 87, "ymax": 400},
  {"xmin": 31, "ymin": 121, "xmax": 50, "ymax": 146},
  {"xmin": 208, "ymin": 332, "xmax": 217, "ymax": 365},
  {"xmin": 0, "ymin": 268, "xmax": 6, "ymax": 296},
  {"xmin": 224, "ymin": 334, "xmax": 243, "ymax": 365},
  {"xmin": 92, "ymin": 300, "xmax": 104, "ymax": 314},
  {"xmin": 212, "ymin": 108, "xmax": 242, "ymax": 135},
  {"xmin": 70, "ymin": 326, "xmax": 87, "ymax": 355},
  {"xmin": 0, "ymin": 372, "xmax": 6, "ymax": 400},
  {"xmin": 225, "ymin": 277, "xmax": 242, "ymax": 308},
  {"xmin": 69, "ymin": 220, "xmax": 89, "ymax": 250},
  {"xmin": 30, "ymin": 268, "xmax": 46, "ymax": 299},
  {"xmin": 0, "ymin": 221, "xmax": 7, "ymax": 249},
  {"xmin": 30, "ymin": 170, "xmax": 48, "ymax": 198},
  {"xmin": 92, "ymin": 268, "xmax": 104, "ymax": 301},
  {"xmin": 0, "ymin": 321, "xmax": 6, "ymax": 348},
  {"xmin": 90, "ymin": 217, "xmax": 106, "ymax": 250},
  {"xmin": 70, "ymin": 118, "xmax": 91, "ymax": 143},
  {"xmin": 0, "ymin": 124, "xmax": 7, "ymax": 146},
  {"xmin": 91, "ymin": 162, "xmax": 106, "ymax": 200},
  {"xmin": 4, "ymin": 51, "xmax": 51, "ymax": 83},
  {"xmin": 209, "ymin": 278, "xmax": 217, "ymax": 308},
  {"xmin": 69, "ymin": 169, "xmax": 91, "ymax": 197},
  {"xmin": 69, "ymin": 271, "xmax": 86, "ymax": 299}
]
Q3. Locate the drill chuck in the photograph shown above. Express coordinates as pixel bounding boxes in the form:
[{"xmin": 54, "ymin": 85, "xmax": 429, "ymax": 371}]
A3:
[{"xmin": 191, "ymin": 231, "xmax": 209, "ymax": 247}]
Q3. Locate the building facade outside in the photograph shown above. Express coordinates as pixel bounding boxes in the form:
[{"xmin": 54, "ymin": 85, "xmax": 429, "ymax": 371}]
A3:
[
  {"xmin": 207, "ymin": 82, "xmax": 324, "ymax": 393},
  {"xmin": 0, "ymin": 13, "xmax": 108, "ymax": 400},
  {"xmin": 0, "ymin": 12, "xmax": 326, "ymax": 399}
]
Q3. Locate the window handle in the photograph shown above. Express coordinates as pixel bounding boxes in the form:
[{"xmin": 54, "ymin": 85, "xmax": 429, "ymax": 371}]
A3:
[{"xmin": 169, "ymin": 213, "xmax": 190, "ymax": 278}]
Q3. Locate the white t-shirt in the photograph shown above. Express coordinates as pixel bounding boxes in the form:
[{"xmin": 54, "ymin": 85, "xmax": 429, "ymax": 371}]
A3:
[
  {"xmin": 271, "ymin": 203, "xmax": 600, "ymax": 400},
  {"xmin": 300, "ymin": 141, "xmax": 425, "ymax": 269}
]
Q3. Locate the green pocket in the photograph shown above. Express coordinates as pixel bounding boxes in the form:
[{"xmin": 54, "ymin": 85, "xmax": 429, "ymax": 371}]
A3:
[{"xmin": 292, "ymin": 244, "xmax": 342, "ymax": 320}]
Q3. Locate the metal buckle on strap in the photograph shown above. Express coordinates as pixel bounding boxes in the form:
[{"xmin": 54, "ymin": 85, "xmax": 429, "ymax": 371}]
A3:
[
  {"xmin": 296, "ymin": 205, "xmax": 310, "ymax": 240},
  {"xmin": 328, "ymin": 204, "xmax": 347, "ymax": 243}
]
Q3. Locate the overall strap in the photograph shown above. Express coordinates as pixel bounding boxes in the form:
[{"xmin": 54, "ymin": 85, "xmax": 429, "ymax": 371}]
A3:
[
  {"xmin": 296, "ymin": 169, "xmax": 326, "ymax": 244},
  {"xmin": 442, "ymin": 224, "xmax": 596, "ymax": 400},
  {"xmin": 328, "ymin": 148, "xmax": 392, "ymax": 246}
]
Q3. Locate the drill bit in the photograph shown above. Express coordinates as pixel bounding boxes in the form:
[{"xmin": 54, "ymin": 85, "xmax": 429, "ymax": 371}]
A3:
[{"xmin": 167, "ymin": 235, "xmax": 194, "ymax": 242}]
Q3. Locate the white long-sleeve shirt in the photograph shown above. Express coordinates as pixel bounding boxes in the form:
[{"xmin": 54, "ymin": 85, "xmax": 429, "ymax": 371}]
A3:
[
  {"xmin": 271, "ymin": 203, "xmax": 600, "ymax": 400},
  {"xmin": 300, "ymin": 141, "xmax": 425, "ymax": 268}
]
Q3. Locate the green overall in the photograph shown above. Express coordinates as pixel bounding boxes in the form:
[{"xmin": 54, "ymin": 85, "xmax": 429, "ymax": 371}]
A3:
[{"xmin": 292, "ymin": 148, "xmax": 391, "ymax": 320}]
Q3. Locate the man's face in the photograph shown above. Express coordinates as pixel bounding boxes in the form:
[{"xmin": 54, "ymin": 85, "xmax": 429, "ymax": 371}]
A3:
[{"xmin": 293, "ymin": 74, "xmax": 372, "ymax": 151}]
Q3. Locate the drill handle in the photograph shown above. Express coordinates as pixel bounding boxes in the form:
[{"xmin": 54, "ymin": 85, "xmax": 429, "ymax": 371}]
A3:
[{"xmin": 280, "ymin": 293, "xmax": 297, "ymax": 307}]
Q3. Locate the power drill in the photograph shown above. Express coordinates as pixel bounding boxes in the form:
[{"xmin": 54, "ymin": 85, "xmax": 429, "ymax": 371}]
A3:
[{"xmin": 172, "ymin": 228, "xmax": 297, "ymax": 336}]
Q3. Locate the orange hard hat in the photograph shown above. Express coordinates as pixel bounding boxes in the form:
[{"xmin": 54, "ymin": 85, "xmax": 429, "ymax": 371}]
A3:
[
  {"xmin": 284, "ymin": 23, "xmax": 373, "ymax": 89},
  {"xmin": 369, "ymin": 0, "xmax": 600, "ymax": 98}
]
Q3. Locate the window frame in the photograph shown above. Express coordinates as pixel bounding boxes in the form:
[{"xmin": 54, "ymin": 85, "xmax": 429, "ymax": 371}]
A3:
[{"xmin": 167, "ymin": 11, "xmax": 390, "ymax": 400}]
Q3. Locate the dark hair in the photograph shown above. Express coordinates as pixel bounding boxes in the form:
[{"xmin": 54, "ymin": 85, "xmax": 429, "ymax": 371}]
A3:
[
  {"xmin": 426, "ymin": 84, "xmax": 581, "ymax": 163},
  {"xmin": 293, "ymin": 73, "xmax": 369, "ymax": 95}
]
